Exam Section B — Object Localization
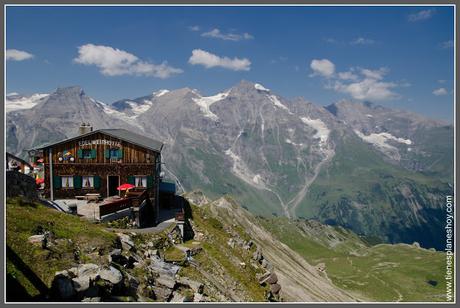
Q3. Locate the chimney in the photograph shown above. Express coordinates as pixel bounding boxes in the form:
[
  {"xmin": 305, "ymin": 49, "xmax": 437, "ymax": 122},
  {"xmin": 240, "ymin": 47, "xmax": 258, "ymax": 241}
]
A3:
[{"xmin": 78, "ymin": 123, "xmax": 93, "ymax": 135}]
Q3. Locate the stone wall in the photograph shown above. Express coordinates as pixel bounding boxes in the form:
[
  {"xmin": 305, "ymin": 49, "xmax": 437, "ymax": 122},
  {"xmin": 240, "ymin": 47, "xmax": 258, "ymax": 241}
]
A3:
[{"xmin": 6, "ymin": 171, "xmax": 39, "ymax": 201}]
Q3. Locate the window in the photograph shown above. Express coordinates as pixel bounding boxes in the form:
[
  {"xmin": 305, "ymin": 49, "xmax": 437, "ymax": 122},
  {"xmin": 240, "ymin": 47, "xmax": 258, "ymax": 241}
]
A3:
[
  {"xmin": 105, "ymin": 148, "xmax": 123, "ymax": 160},
  {"xmin": 78, "ymin": 149, "xmax": 96, "ymax": 159},
  {"xmin": 82, "ymin": 176, "xmax": 94, "ymax": 188},
  {"xmin": 82, "ymin": 149, "xmax": 93, "ymax": 159},
  {"xmin": 61, "ymin": 176, "xmax": 74, "ymax": 188},
  {"xmin": 134, "ymin": 176, "xmax": 147, "ymax": 188}
]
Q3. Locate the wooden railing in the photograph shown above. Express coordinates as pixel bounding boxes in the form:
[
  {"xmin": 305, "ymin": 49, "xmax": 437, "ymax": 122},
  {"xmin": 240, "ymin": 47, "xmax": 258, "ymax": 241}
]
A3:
[{"xmin": 99, "ymin": 189, "xmax": 149, "ymax": 217}]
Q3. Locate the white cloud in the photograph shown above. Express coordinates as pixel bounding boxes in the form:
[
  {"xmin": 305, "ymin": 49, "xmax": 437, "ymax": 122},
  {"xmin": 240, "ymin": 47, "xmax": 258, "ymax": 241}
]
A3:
[
  {"xmin": 74, "ymin": 44, "xmax": 182, "ymax": 78},
  {"xmin": 310, "ymin": 59, "xmax": 335, "ymax": 78},
  {"xmin": 331, "ymin": 78, "xmax": 398, "ymax": 101},
  {"xmin": 350, "ymin": 37, "xmax": 376, "ymax": 45},
  {"xmin": 338, "ymin": 70, "xmax": 359, "ymax": 81},
  {"xmin": 189, "ymin": 25, "xmax": 200, "ymax": 31},
  {"xmin": 188, "ymin": 49, "xmax": 251, "ymax": 71},
  {"xmin": 408, "ymin": 9, "xmax": 435, "ymax": 22},
  {"xmin": 440, "ymin": 40, "xmax": 454, "ymax": 49},
  {"xmin": 359, "ymin": 67, "xmax": 388, "ymax": 80},
  {"xmin": 6, "ymin": 49, "xmax": 34, "ymax": 61},
  {"xmin": 433, "ymin": 87, "xmax": 448, "ymax": 96},
  {"xmin": 201, "ymin": 28, "xmax": 253, "ymax": 41},
  {"xmin": 312, "ymin": 59, "xmax": 399, "ymax": 101}
]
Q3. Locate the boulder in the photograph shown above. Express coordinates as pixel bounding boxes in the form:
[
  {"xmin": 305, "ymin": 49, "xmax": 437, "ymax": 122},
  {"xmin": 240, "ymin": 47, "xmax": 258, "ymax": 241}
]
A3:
[
  {"xmin": 270, "ymin": 283, "xmax": 281, "ymax": 295},
  {"xmin": 265, "ymin": 273, "xmax": 278, "ymax": 285},
  {"xmin": 177, "ymin": 277, "xmax": 204, "ymax": 294},
  {"xmin": 252, "ymin": 249, "xmax": 263, "ymax": 262},
  {"xmin": 82, "ymin": 297, "xmax": 101, "ymax": 302},
  {"xmin": 156, "ymin": 274, "xmax": 176, "ymax": 289},
  {"xmin": 117, "ymin": 233, "xmax": 135, "ymax": 251},
  {"xmin": 28, "ymin": 234, "xmax": 45, "ymax": 244},
  {"xmin": 169, "ymin": 291, "xmax": 185, "ymax": 302},
  {"xmin": 99, "ymin": 266, "xmax": 123, "ymax": 285},
  {"xmin": 194, "ymin": 293, "xmax": 205, "ymax": 302},
  {"xmin": 52, "ymin": 274, "xmax": 76, "ymax": 299}
]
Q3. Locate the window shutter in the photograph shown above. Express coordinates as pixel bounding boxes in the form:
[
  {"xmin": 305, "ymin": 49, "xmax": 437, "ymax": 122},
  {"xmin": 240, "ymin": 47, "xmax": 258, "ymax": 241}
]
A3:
[
  {"xmin": 74, "ymin": 176, "xmax": 82, "ymax": 189},
  {"xmin": 104, "ymin": 149, "xmax": 110, "ymax": 159},
  {"xmin": 127, "ymin": 176, "xmax": 135, "ymax": 185},
  {"xmin": 91, "ymin": 149, "xmax": 97, "ymax": 159},
  {"xmin": 117, "ymin": 149, "xmax": 123, "ymax": 159},
  {"xmin": 147, "ymin": 176, "xmax": 154, "ymax": 188},
  {"xmin": 94, "ymin": 176, "xmax": 101, "ymax": 189},
  {"xmin": 77, "ymin": 149, "xmax": 83, "ymax": 159},
  {"xmin": 53, "ymin": 176, "xmax": 61, "ymax": 189}
]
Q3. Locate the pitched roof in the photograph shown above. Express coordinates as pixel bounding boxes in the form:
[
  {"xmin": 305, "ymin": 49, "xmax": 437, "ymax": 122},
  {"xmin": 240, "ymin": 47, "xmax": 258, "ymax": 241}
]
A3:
[{"xmin": 32, "ymin": 128, "xmax": 164, "ymax": 152}]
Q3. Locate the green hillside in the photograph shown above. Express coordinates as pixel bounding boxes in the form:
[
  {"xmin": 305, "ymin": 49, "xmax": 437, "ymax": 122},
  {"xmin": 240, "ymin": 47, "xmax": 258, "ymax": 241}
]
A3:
[{"xmin": 259, "ymin": 216, "xmax": 450, "ymax": 302}]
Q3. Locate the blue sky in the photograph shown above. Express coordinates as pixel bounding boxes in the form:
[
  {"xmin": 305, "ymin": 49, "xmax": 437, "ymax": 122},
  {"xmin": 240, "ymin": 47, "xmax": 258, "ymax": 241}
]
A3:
[{"xmin": 6, "ymin": 5, "xmax": 455, "ymax": 121}]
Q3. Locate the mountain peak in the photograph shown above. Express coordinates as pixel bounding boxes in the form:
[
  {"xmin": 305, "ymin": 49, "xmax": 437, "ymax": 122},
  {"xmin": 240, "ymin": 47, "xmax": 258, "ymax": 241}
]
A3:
[{"xmin": 54, "ymin": 86, "xmax": 85, "ymax": 97}]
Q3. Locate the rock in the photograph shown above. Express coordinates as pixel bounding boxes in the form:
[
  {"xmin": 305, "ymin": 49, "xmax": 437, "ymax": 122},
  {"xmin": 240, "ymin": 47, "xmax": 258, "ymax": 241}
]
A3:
[
  {"xmin": 82, "ymin": 297, "xmax": 101, "ymax": 302},
  {"xmin": 194, "ymin": 293, "xmax": 205, "ymax": 302},
  {"xmin": 257, "ymin": 271, "xmax": 271, "ymax": 283},
  {"xmin": 239, "ymin": 262, "xmax": 246, "ymax": 269},
  {"xmin": 177, "ymin": 277, "xmax": 204, "ymax": 294},
  {"xmin": 227, "ymin": 238, "xmax": 235, "ymax": 248},
  {"xmin": 76, "ymin": 264, "xmax": 99, "ymax": 279},
  {"xmin": 72, "ymin": 276, "xmax": 91, "ymax": 293},
  {"xmin": 99, "ymin": 266, "xmax": 123, "ymax": 285},
  {"xmin": 155, "ymin": 286, "xmax": 174, "ymax": 301},
  {"xmin": 117, "ymin": 233, "xmax": 135, "ymax": 251},
  {"xmin": 413, "ymin": 242, "xmax": 421, "ymax": 248},
  {"xmin": 28, "ymin": 234, "xmax": 45, "ymax": 244},
  {"xmin": 252, "ymin": 249, "xmax": 263, "ymax": 262},
  {"xmin": 265, "ymin": 273, "xmax": 278, "ymax": 285},
  {"xmin": 169, "ymin": 291, "xmax": 185, "ymax": 302},
  {"xmin": 270, "ymin": 283, "xmax": 281, "ymax": 295},
  {"xmin": 156, "ymin": 275, "xmax": 176, "ymax": 289},
  {"xmin": 316, "ymin": 263, "xmax": 326, "ymax": 272},
  {"xmin": 52, "ymin": 274, "xmax": 76, "ymax": 299}
]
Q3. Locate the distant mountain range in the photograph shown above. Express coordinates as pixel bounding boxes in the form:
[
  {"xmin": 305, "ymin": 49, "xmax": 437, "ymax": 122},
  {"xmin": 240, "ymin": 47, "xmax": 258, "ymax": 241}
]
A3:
[{"xmin": 6, "ymin": 81, "xmax": 454, "ymax": 249}]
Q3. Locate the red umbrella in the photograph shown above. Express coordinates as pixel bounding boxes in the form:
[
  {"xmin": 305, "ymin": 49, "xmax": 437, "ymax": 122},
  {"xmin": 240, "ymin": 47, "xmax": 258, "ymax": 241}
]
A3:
[
  {"xmin": 117, "ymin": 183, "xmax": 135, "ymax": 191},
  {"xmin": 36, "ymin": 178, "xmax": 45, "ymax": 184}
]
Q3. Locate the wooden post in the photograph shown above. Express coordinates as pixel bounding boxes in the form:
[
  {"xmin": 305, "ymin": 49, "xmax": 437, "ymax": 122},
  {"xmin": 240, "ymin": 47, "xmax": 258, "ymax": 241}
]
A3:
[{"xmin": 49, "ymin": 148, "xmax": 54, "ymax": 201}]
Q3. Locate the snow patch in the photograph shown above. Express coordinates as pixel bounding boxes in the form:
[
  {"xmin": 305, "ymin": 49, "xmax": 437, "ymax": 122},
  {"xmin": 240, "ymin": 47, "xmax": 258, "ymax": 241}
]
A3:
[
  {"xmin": 225, "ymin": 149, "xmax": 266, "ymax": 189},
  {"xmin": 125, "ymin": 100, "xmax": 153, "ymax": 117},
  {"xmin": 354, "ymin": 130, "xmax": 412, "ymax": 160},
  {"xmin": 95, "ymin": 100, "xmax": 144, "ymax": 129},
  {"xmin": 153, "ymin": 89, "xmax": 170, "ymax": 97},
  {"xmin": 6, "ymin": 93, "xmax": 49, "ymax": 112},
  {"xmin": 285, "ymin": 139, "xmax": 303, "ymax": 147},
  {"xmin": 366, "ymin": 114, "xmax": 373, "ymax": 118},
  {"xmin": 254, "ymin": 83, "xmax": 270, "ymax": 92},
  {"xmin": 300, "ymin": 117, "xmax": 330, "ymax": 144},
  {"xmin": 192, "ymin": 91, "xmax": 229, "ymax": 120},
  {"xmin": 268, "ymin": 95, "xmax": 290, "ymax": 111}
]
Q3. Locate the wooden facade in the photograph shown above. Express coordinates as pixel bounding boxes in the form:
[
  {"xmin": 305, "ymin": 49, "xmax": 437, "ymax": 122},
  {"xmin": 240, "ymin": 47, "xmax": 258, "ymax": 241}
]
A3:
[{"xmin": 33, "ymin": 130, "xmax": 163, "ymax": 209}]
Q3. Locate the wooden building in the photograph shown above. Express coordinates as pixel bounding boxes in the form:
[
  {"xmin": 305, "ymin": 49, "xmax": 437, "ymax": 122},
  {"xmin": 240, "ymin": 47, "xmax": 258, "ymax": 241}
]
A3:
[
  {"xmin": 6, "ymin": 152, "xmax": 33, "ymax": 174},
  {"xmin": 29, "ymin": 127, "xmax": 164, "ymax": 219}
]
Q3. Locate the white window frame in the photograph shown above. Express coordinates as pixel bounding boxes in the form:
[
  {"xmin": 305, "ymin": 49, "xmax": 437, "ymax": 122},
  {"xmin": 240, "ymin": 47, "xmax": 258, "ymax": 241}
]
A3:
[
  {"xmin": 134, "ymin": 176, "xmax": 147, "ymax": 188},
  {"xmin": 61, "ymin": 176, "xmax": 74, "ymax": 189},
  {"xmin": 82, "ymin": 176, "xmax": 95, "ymax": 189}
]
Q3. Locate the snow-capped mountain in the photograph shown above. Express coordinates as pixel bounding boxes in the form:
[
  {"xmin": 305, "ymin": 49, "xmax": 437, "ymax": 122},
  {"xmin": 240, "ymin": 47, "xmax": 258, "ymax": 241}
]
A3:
[
  {"xmin": 6, "ymin": 93, "xmax": 49, "ymax": 113},
  {"xmin": 6, "ymin": 81, "xmax": 453, "ymax": 249}
]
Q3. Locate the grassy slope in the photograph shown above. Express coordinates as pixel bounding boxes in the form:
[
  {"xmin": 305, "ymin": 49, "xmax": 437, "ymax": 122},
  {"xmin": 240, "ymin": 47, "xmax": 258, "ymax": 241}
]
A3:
[
  {"xmin": 180, "ymin": 204, "xmax": 268, "ymax": 301},
  {"xmin": 259, "ymin": 216, "xmax": 449, "ymax": 302},
  {"xmin": 295, "ymin": 131, "xmax": 450, "ymax": 248},
  {"xmin": 6, "ymin": 198, "xmax": 117, "ymax": 298}
]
